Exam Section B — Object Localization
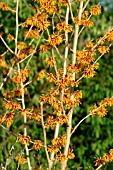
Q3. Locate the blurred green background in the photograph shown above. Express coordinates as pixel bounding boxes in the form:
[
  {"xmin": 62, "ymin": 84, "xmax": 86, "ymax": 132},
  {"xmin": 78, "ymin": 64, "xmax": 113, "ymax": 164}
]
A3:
[{"xmin": 0, "ymin": 0, "xmax": 113, "ymax": 169}]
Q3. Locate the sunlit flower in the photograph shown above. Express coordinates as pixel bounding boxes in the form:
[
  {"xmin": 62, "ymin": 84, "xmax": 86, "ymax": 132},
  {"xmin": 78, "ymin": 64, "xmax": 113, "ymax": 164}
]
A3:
[
  {"xmin": 90, "ymin": 5, "xmax": 101, "ymax": 16},
  {"xmin": 18, "ymin": 135, "xmax": 31, "ymax": 145},
  {"xmin": 33, "ymin": 140, "xmax": 43, "ymax": 150},
  {"xmin": 98, "ymin": 46, "xmax": 109, "ymax": 54},
  {"xmin": 16, "ymin": 156, "xmax": 27, "ymax": 164}
]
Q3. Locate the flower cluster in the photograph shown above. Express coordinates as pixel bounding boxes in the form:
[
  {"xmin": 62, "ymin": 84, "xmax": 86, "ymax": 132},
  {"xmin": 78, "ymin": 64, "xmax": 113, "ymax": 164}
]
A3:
[
  {"xmin": 20, "ymin": 109, "xmax": 41, "ymax": 121},
  {"xmin": 106, "ymin": 31, "xmax": 113, "ymax": 41},
  {"xmin": 49, "ymin": 34, "xmax": 62, "ymax": 46},
  {"xmin": 95, "ymin": 149, "xmax": 113, "ymax": 166},
  {"xmin": 98, "ymin": 46, "xmax": 109, "ymax": 54},
  {"xmin": 16, "ymin": 156, "xmax": 27, "ymax": 164},
  {"xmin": 57, "ymin": 22, "xmax": 72, "ymax": 32},
  {"xmin": 56, "ymin": 154, "xmax": 67, "ymax": 162},
  {"xmin": 90, "ymin": 97, "xmax": 113, "ymax": 117},
  {"xmin": 0, "ymin": 55, "xmax": 6, "ymax": 67},
  {"xmin": 0, "ymin": 2, "xmax": 9, "ymax": 11},
  {"xmin": 23, "ymin": 29, "xmax": 39, "ymax": 39},
  {"xmin": 33, "ymin": 140, "xmax": 43, "ymax": 150},
  {"xmin": 84, "ymin": 63, "xmax": 99, "ymax": 78},
  {"xmin": 90, "ymin": 5, "xmax": 101, "ymax": 16},
  {"xmin": 5, "ymin": 101, "xmax": 21, "ymax": 111},
  {"xmin": 63, "ymin": 90, "xmax": 82, "ymax": 109},
  {"xmin": 12, "ymin": 69, "xmax": 30, "ymax": 84},
  {"xmin": 17, "ymin": 135, "xmax": 31, "ymax": 145},
  {"xmin": 38, "ymin": 0, "xmax": 57, "ymax": 14},
  {"xmin": 23, "ymin": 10, "xmax": 50, "ymax": 30},
  {"xmin": 4, "ymin": 112, "xmax": 15, "ymax": 127},
  {"xmin": 48, "ymin": 135, "xmax": 66, "ymax": 153},
  {"xmin": 45, "ymin": 57, "xmax": 55, "ymax": 67},
  {"xmin": 76, "ymin": 50, "xmax": 95, "ymax": 65}
]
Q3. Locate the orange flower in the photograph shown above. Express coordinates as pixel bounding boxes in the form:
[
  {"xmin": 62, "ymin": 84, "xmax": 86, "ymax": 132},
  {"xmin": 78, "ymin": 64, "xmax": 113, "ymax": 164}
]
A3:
[
  {"xmin": 48, "ymin": 145, "xmax": 60, "ymax": 153},
  {"xmin": 5, "ymin": 101, "xmax": 21, "ymax": 111},
  {"xmin": 16, "ymin": 156, "xmax": 27, "ymax": 164},
  {"xmin": 40, "ymin": 43, "xmax": 51, "ymax": 53},
  {"xmin": 0, "ymin": 55, "xmax": 6, "ymax": 67},
  {"xmin": 86, "ymin": 41, "xmax": 94, "ymax": 48},
  {"xmin": 18, "ymin": 135, "xmax": 31, "ymax": 145},
  {"xmin": 103, "ymin": 154, "xmax": 113, "ymax": 162},
  {"xmin": 17, "ymin": 42, "xmax": 25, "ymax": 50},
  {"xmin": 4, "ymin": 92, "xmax": 12, "ymax": 100},
  {"xmin": 0, "ymin": 2, "xmax": 9, "ymax": 11},
  {"xmin": 56, "ymin": 154, "xmax": 67, "ymax": 162},
  {"xmin": 55, "ymin": 115, "xmax": 67, "ymax": 125},
  {"xmin": 82, "ymin": 19, "xmax": 94, "ymax": 28},
  {"xmin": 97, "ymin": 106, "xmax": 107, "ymax": 117},
  {"xmin": 74, "ymin": 17, "xmax": 82, "ymax": 25},
  {"xmin": 109, "ymin": 149, "xmax": 113, "ymax": 155},
  {"xmin": 68, "ymin": 151, "xmax": 75, "ymax": 159},
  {"xmin": 31, "ymin": 113, "xmax": 41, "ymax": 121},
  {"xmin": 33, "ymin": 140, "xmax": 43, "ymax": 150},
  {"xmin": 106, "ymin": 31, "xmax": 113, "ymax": 41},
  {"xmin": 36, "ymin": 70, "xmax": 45, "ymax": 80},
  {"xmin": 82, "ymin": 11, "xmax": 89, "ymax": 19},
  {"xmin": 105, "ymin": 97, "xmax": 113, "ymax": 106},
  {"xmin": 98, "ymin": 46, "xmax": 109, "ymax": 54},
  {"xmin": 45, "ymin": 57, "xmax": 55, "ymax": 67},
  {"xmin": 49, "ymin": 34, "xmax": 62, "ymax": 46},
  {"xmin": 84, "ymin": 65, "xmax": 96, "ymax": 78},
  {"xmin": 94, "ymin": 157, "xmax": 104, "ymax": 166},
  {"xmin": 7, "ymin": 34, "xmax": 15, "ymax": 41},
  {"xmin": 90, "ymin": 5, "xmax": 101, "ymax": 16},
  {"xmin": 52, "ymin": 135, "xmax": 66, "ymax": 147},
  {"xmin": 96, "ymin": 37, "xmax": 105, "ymax": 45},
  {"xmin": 58, "ymin": 0, "xmax": 68, "ymax": 7},
  {"xmin": 23, "ymin": 29, "xmax": 39, "ymax": 39},
  {"xmin": 57, "ymin": 22, "xmax": 72, "ymax": 32}
]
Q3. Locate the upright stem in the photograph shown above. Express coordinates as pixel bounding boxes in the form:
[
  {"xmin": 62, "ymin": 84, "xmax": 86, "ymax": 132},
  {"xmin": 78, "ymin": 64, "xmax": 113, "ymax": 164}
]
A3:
[
  {"xmin": 15, "ymin": 1, "xmax": 32, "ymax": 169},
  {"xmin": 61, "ymin": 2, "xmax": 83, "ymax": 170},
  {"xmin": 48, "ymin": 7, "xmax": 70, "ymax": 170},
  {"xmin": 40, "ymin": 102, "xmax": 50, "ymax": 165}
]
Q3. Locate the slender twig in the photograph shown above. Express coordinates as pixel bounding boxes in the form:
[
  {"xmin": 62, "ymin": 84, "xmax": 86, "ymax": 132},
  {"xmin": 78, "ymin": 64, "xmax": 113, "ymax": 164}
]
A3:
[
  {"xmin": 67, "ymin": 0, "xmax": 74, "ymax": 22},
  {"xmin": 40, "ymin": 102, "xmax": 50, "ymax": 165},
  {"xmin": 92, "ymin": 28, "xmax": 113, "ymax": 51},
  {"xmin": 82, "ymin": 0, "xmax": 90, "ymax": 12},
  {"xmin": 54, "ymin": 46, "xmax": 64, "ymax": 60},
  {"xmin": 71, "ymin": 114, "xmax": 92, "ymax": 136},
  {"xmin": 95, "ymin": 164, "xmax": 103, "ymax": 170},
  {"xmin": 25, "ymin": 32, "xmax": 43, "ymax": 70},
  {"xmin": 0, "ymin": 36, "xmax": 15, "ymax": 55},
  {"xmin": 0, "ymin": 67, "xmax": 13, "ymax": 90}
]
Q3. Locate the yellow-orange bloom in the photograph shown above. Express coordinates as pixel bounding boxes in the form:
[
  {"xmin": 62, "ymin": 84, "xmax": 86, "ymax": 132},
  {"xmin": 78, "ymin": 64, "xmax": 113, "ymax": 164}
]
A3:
[
  {"xmin": 106, "ymin": 31, "xmax": 113, "ymax": 41},
  {"xmin": 45, "ymin": 57, "xmax": 55, "ymax": 67},
  {"xmin": 49, "ymin": 34, "xmax": 62, "ymax": 46},
  {"xmin": 0, "ymin": 2, "xmax": 9, "ymax": 11},
  {"xmin": 7, "ymin": 34, "xmax": 15, "ymax": 41},
  {"xmin": 18, "ymin": 135, "xmax": 31, "ymax": 145},
  {"xmin": 16, "ymin": 156, "xmax": 27, "ymax": 164},
  {"xmin": 86, "ymin": 41, "xmax": 94, "ymax": 48},
  {"xmin": 56, "ymin": 154, "xmax": 67, "ymax": 162},
  {"xmin": 90, "ymin": 5, "xmax": 101, "ymax": 16},
  {"xmin": 33, "ymin": 140, "xmax": 43, "ymax": 150},
  {"xmin": 98, "ymin": 46, "xmax": 109, "ymax": 54}
]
